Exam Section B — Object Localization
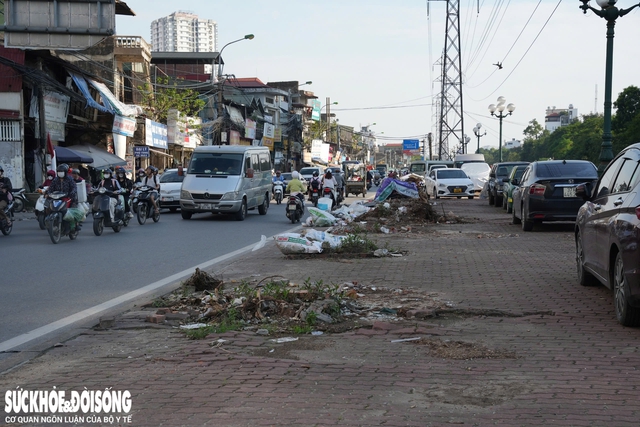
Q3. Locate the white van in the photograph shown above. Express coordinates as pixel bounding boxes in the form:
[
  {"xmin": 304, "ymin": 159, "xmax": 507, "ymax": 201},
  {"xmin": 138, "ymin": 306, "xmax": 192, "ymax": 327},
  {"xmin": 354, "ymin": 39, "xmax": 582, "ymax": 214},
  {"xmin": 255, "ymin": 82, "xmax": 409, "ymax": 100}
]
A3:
[
  {"xmin": 454, "ymin": 153, "xmax": 485, "ymax": 168},
  {"xmin": 179, "ymin": 145, "xmax": 272, "ymax": 221}
]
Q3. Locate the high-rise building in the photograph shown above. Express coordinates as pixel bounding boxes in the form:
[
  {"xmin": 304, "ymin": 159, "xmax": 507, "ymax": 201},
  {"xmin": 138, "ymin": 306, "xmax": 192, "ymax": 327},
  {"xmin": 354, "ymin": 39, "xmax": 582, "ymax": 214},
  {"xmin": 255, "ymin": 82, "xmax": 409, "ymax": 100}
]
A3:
[{"xmin": 150, "ymin": 11, "xmax": 217, "ymax": 53}]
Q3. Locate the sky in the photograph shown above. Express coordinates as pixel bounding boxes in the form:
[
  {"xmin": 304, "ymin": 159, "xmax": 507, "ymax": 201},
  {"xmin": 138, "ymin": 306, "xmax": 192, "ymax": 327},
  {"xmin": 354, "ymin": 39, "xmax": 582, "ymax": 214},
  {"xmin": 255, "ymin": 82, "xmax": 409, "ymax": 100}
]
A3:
[{"xmin": 116, "ymin": 0, "xmax": 640, "ymax": 155}]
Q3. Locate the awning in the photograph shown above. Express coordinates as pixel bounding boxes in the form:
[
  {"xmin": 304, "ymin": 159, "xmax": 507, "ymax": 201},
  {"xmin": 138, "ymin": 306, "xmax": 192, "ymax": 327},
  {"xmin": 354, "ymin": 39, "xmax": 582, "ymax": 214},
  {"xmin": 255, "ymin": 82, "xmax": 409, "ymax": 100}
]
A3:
[
  {"xmin": 55, "ymin": 146, "xmax": 94, "ymax": 164},
  {"xmin": 149, "ymin": 148, "xmax": 173, "ymax": 158},
  {"xmin": 65, "ymin": 144, "xmax": 126, "ymax": 169}
]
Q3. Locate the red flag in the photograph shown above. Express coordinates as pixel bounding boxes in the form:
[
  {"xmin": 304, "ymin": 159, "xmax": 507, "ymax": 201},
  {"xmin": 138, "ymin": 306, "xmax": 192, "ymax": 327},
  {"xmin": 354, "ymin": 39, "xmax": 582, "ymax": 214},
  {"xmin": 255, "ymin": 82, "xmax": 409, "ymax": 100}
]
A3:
[{"xmin": 46, "ymin": 133, "xmax": 55, "ymax": 156}]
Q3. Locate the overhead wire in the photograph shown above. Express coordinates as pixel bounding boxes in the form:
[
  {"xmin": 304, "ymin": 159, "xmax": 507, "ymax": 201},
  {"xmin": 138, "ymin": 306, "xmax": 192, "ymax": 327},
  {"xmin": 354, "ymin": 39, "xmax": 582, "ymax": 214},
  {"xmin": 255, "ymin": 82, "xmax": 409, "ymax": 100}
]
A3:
[{"xmin": 472, "ymin": 0, "xmax": 564, "ymax": 101}]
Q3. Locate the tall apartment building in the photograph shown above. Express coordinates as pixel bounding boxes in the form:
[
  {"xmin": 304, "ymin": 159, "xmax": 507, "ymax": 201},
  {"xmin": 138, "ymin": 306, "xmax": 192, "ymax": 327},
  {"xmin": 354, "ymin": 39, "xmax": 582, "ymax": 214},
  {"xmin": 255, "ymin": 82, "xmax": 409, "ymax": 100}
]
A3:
[{"xmin": 150, "ymin": 11, "xmax": 218, "ymax": 52}]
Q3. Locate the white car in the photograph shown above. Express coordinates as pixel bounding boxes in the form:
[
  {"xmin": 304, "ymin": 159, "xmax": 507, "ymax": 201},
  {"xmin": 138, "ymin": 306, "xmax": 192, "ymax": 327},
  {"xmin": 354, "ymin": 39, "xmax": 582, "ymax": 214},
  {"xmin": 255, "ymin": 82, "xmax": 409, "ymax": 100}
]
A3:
[
  {"xmin": 159, "ymin": 168, "xmax": 184, "ymax": 212},
  {"xmin": 425, "ymin": 168, "xmax": 475, "ymax": 199},
  {"xmin": 461, "ymin": 162, "xmax": 491, "ymax": 196}
]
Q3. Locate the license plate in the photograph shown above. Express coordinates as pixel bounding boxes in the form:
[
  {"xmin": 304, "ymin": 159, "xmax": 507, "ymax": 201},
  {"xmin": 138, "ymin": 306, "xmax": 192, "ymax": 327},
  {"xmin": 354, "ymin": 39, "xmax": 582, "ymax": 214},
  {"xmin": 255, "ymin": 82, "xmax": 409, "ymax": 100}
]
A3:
[
  {"xmin": 162, "ymin": 196, "xmax": 173, "ymax": 201},
  {"xmin": 454, "ymin": 188, "xmax": 462, "ymax": 193},
  {"xmin": 199, "ymin": 203, "xmax": 213, "ymax": 210},
  {"xmin": 563, "ymin": 187, "xmax": 576, "ymax": 198},
  {"xmin": 288, "ymin": 205, "xmax": 297, "ymax": 211}
]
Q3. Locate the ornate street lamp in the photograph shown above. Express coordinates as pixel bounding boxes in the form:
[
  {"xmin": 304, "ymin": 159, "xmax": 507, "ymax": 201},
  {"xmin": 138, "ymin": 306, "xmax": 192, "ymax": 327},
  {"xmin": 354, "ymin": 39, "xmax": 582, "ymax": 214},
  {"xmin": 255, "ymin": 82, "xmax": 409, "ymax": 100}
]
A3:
[
  {"xmin": 488, "ymin": 97, "xmax": 515, "ymax": 162},
  {"xmin": 473, "ymin": 123, "xmax": 486, "ymax": 154},
  {"xmin": 580, "ymin": 0, "xmax": 640, "ymax": 173}
]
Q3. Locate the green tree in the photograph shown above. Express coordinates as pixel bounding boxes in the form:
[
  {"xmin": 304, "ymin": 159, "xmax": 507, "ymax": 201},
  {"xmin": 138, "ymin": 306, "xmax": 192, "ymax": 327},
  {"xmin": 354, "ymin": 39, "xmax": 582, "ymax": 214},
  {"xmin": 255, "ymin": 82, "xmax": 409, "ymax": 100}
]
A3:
[
  {"xmin": 138, "ymin": 77, "xmax": 205, "ymax": 124},
  {"xmin": 612, "ymin": 85, "xmax": 640, "ymax": 133}
]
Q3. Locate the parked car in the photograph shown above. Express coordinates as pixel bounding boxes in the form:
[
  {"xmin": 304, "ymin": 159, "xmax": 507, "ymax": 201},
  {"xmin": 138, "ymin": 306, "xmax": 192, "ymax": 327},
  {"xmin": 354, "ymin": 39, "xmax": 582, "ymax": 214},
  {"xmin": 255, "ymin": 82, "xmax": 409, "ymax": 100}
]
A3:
[
  {"xmin": 299, "ymin": 166, "xmax": 323, "ymax": 184},
  {"xmin": 460, "ymin": 162, "xmax": 491, "ymax": 196},
  {"xmin": 425, "ymin": 167, "xmax": 475, "ymax": 199},
  {"xmin": 488, "ymin": 161, "xmax": 530, "ymax": 207},
  {"xmin": 511, "ymin": 160, "xmax": 598, "ymax": 231},
  {"xmin": 502, "ymin": 164, "xmax": 529, "ymax": 213},
  {"xmin": 159, "ymin": 168, "xmax": 184, "ymax": 212},
  {"xmin": 574, "ymin": 143, "xmax": 640, "ymax": 326}
]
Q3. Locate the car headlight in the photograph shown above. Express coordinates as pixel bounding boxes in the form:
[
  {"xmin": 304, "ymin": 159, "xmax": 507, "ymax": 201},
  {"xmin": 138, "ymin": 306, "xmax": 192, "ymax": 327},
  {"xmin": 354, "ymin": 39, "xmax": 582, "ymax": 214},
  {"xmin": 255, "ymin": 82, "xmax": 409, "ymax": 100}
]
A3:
[
  {"xmin": 221, "ymin": 191, "xmax": 239, "ymax": 200},
  {"xmin": 438, "ymin": 183, "xmax": 446, "ymax": 188},
  {"xmin": 180, "ymin": 190, "xmax": 192, "ymax": 199}
]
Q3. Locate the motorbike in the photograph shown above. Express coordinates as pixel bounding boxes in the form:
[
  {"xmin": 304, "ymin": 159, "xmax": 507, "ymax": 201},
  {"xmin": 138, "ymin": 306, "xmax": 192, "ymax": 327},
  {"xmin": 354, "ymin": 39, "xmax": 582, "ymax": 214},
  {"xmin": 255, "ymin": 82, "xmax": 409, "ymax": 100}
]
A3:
[
  {"xmin": 286, "ymin": 193, "xmax": 305, "ymax": 224},
  {"xmin": 273, "ymin": 181, "xmax": 284, "ymax": 205},
  {"xmin": 10, "ymin": 188, "xmax": 27, "ymax": 213},
  {"xmin": 366, "ymin": 180, "xmax": 373, "ymax": 191},
  {"xmin": 322, "ymin": 187, "xmax": 336, "ymax": 210},
  {"xmin": 0, "ymin": 199, "xmax": 14, "ymax": 236},
  {"xmin": 374, "ymin": 176, "xmax": 381, "ymax": 186},
  {"xmin": 309, "ymin": 183, "xmax": 321, "ymax": 207},
  {"xmin": 132, "ymin": 185, "xmax": 160, "ymax": 225},
  {"xmin": 44, "ymin": 192, "xmax": 79, "ymax": 244},
  {"xmin": 335, "ymin": 186, "xmax": 344, "ymax": 206},
  {"xmin": 35, "ymin": 187, "xmax": 48, "ymax": 230},
  {"xmin": 91, "ymin": 187, "xmax": 127, "ymax": 236}
]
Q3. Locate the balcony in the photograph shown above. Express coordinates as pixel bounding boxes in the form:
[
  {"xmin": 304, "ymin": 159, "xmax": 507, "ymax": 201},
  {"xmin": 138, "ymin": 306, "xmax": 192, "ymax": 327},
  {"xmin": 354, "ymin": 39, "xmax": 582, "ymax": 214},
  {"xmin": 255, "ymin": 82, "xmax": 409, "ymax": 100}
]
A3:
[{"xmin": 114, "ymin": 36, "xmax": 152, "ymax": 63}]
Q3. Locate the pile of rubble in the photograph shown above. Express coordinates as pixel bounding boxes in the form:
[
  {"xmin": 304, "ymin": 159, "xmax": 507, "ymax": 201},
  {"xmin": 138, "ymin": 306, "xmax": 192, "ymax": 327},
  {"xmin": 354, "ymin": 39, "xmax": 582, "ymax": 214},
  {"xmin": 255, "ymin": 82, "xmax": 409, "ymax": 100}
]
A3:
[{"xmin": 147, "ymin": 269, "xmax": 452, "ymax": 336}]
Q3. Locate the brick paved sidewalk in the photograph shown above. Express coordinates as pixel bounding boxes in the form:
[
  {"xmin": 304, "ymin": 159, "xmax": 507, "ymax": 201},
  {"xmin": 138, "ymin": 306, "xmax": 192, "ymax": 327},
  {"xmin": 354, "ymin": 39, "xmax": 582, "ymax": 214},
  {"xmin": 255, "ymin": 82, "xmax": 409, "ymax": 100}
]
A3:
[{"xmin": 2, "ymin": 198, "xmax": 639, "ymax": 427}]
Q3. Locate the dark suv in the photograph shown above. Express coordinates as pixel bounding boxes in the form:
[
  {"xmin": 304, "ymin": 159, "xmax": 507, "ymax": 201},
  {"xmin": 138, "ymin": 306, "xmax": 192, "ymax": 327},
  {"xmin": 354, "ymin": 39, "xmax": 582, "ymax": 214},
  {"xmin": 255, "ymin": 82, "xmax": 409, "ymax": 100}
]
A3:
[
  {"xmin": 488, "ymin": 162, "xmax": 529, "ymax": 207},
  {"xmin": 575, "ymin": 143, "xmax": 640, "ymax": 326}
]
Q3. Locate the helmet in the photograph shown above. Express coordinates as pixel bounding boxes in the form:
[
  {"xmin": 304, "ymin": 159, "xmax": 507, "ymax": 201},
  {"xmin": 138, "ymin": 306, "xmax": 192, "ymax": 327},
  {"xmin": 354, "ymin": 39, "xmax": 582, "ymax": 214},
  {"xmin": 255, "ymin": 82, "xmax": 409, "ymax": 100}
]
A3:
[
  {"xmin": 313, "ymin": 171, "xmax": 319, "ymax": 177},
  {"xmin": 46, "ymin": 169, "xmax": 56, "ymax": 177},
  {"xmin": 137, "ymin": 168, "xmax": 145, "ymax": 176},
  {"xmin": 56, "ymin": 164, "xmax": 69, "ymax": 173},
  {"xmin": 115, "ymin": 167, "xmax": 125, "ymax": 176},
  {"xmin": 292, "ymin": 171, "xmax": 300, "ymax": 180},
  {"xmin": 71, "ymin": 168, "xmax": 80, "ymax": 175},
  {"xmin": 275, "ymin": 170, "xmax": 281, "ymax": 175},
  {"xmin": 102, "ymin": 168, "xmax": 112, "ymax": 177}
]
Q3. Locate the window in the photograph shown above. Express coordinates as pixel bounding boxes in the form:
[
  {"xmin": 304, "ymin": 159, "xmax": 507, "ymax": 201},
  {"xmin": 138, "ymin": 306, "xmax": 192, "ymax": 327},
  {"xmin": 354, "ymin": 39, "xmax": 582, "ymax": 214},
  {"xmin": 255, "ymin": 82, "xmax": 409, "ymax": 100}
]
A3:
[
  {"xmin": 611, "ymin": 152, "xmax": 640, "ymax": 194},
  {"xmin": 595, "ymin": 156, "xmax": 624, "ymax": 198},
  {"xmin": 0, "ymin": 120, "xmax": 20, "ymax": 142},
  {"xmin": 259, "ymin": 152, "xmax": 271, "ymax": 172}
]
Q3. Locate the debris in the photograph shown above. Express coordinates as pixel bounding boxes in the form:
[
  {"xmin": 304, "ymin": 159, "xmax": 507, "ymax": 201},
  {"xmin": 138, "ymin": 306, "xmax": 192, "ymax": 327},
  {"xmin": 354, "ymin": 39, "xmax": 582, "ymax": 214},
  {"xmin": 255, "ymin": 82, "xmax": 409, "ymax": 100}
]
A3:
[
  {"xmin": 274, "ymin": 233, "xmax": 323, "ymax": 254},
  {"xmin": 256, "ymin": 329, "xmax": 270, "ymax": 335},
  {"xmin": 374, "ymin": 248, "xmax": 389, "ymax": 257},
  {"xmin": 311, "ymin": 331, "xmax": 324, "ymax": 336},
  {"xmin": 180, "ymin": 323, "xmax": 209, "ymax": 330},
  {"xmin": 270, "ymin": 337, "xmax": 299, "ymax": 343},
  {"xmin": 374, "ymin": 178, "xmax": 419, "ymax": 201},
  {"xmin": 380, "ymin": 227, "xmax": 390, "ymax": 234},
  {"xmin": 391, "ymin": 337, "xmax": 421, "ymax": 343},
  {"xmin": 183, "ymin": 268, "xmax": 224, "ymax": 292},
  {"xmin": 252, "ymin": 235, "xmax": 267, "ymax": 251}
]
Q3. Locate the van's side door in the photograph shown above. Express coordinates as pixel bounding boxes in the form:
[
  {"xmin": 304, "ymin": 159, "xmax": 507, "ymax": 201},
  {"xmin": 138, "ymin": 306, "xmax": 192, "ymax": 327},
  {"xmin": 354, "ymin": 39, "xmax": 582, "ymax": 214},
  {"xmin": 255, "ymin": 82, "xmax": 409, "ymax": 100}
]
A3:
[{"xmin": 248, "ymin": 153, "xmax": 260, "ymax": 208}]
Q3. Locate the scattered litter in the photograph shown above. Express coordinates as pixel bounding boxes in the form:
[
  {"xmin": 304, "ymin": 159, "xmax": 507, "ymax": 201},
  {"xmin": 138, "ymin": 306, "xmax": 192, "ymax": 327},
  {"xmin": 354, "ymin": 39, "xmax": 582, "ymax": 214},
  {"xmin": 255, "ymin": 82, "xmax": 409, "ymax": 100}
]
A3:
[
  {"xmin": 380, "ymin": 227, "xmax": 390, "ymax": 234},
  {"xmin": 311, "ymin": 331, "xmax": 324, "ymax": 336},
  {"xmin": 374, "ymin": 248, "xmax": 389, "ymax": 257},
  {"xmin": 379, "ymin": 307, "xmax": 398, "ymax": 315},
  {"xmin": 252, "ymin": 235, "xmax": 267, "ymax": 251},
  {"xmin": 274, "ymin": 233, "xmax": 323, "ymax": 254},
  {"xmin": 391, "ymin": 337, "xmax": 421, "ymax": 343},
  {"xmin": 307, "ymin": 207, "xmax": 337, "ymax": 227},
  {"xmin": 214, "ymin": 338, "xmax": 228, "ymax": 343},
  {"xmin": 270, "ymin": 337, "xmax": 299, "ymax": 343},
  {"xmin": 269, "ymin": 349, "xmax": 275, "ymax": 353},
  {"xmin": 180, "ymin": 323, "xmax": 209, "ymax": 329},
  {"xmin": 183, "ymin": 268, "xmax": 223, "ymax": 292},
  {"xmin": 256, "ymin": 329, "xmax": 270, "ymax": 335}
]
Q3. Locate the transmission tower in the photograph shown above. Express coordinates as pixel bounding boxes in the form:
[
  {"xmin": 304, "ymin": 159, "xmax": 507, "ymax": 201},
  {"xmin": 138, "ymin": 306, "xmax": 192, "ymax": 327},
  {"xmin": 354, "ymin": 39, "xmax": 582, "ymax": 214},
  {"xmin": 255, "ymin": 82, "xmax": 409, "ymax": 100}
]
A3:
[{"xmin": 436, "ymin": 0, "xmax": 464, "ymax": 160}]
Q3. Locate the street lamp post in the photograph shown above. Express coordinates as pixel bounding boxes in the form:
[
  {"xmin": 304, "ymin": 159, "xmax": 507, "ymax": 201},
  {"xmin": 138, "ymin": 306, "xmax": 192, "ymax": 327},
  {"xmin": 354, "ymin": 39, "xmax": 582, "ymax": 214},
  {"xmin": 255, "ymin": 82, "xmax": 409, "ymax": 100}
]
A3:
[
  {"xmin": 488, "ymin": 97, "xmax": 515, "ymax": 162},
  {"xmin": 216, "ymin": 34, "xmax": 254, "ymax": 144},
  {"xmin": 320, "ymin": 100, "xmax": 338, "ymax": 142},
  {"xmin": 472, "ymin": 123, "xmax": 486, "ymax": 154},
  {"xmin": 580, "ymin": 0, "xmax": 639, "ymax": 173}
]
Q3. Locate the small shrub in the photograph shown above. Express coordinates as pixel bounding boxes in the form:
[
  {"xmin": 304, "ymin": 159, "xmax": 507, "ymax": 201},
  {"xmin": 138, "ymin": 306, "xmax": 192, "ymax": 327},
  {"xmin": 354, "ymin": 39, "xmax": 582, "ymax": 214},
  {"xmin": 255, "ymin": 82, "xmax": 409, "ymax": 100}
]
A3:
[
  {"xmin": 184, "ymin": 325, "xmax": 215, "ymax": 340},
  {"xmin": 336, "ymin": 232, "xmax": 378, "ymax": 254},
  {"xmin": 292, "ymin": 324, "xmax": 312, "ymax": 334},
  {"xmin": 234, "ymin": 281, "xmax": 256, "ymax": 299},
  {"xmin": 306, "ymin": 311, "xmax": 318, "ymax": 326}
]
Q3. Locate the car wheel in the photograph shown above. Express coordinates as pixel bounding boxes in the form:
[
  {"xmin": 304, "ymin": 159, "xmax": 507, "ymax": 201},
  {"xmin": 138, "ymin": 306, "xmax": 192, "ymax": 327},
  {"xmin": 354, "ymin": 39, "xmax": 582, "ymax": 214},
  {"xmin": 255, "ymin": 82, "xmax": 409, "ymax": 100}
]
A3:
[
  {"xmin": 235, "ymin": 199, "xmax": 247, "ymax": 221},
  {"xmin": 502, "ymin": 195, "xmax": 507, "ymax": 210},
  {"xmin": 495, "ymin": 194, "xmax": 502, "ymax": 207},
  {"xmin": 181, "ymin": 211, "xmax": 192, "ymax": 220},
  {"xmin": 488, "ymin": 190, "xmax": 495, "ymax": 205},
  {"xmin": 258, "ymin": 194, "xmax": 268, "ymax": 215},
  {"xmin": 521, "ymin": 205, "xmax": 533, "ymax": 231},
  {"xmin": 467, "ymin": 196, "xmax": 474, "ymax": 199},
  {"xmin": 506, "ymin": 198, "xmax": 512, "ymax": 213},
  {"xmin": 512, "ymin": 203, "xmax": 521, "ymax": 224},
  {"xmin": 613, "ymin": 251, "xmax": 640, "ymax": 326},
  {"xmin": 576, "ymin": 230, "xmax": 598, "ymax": 286}
]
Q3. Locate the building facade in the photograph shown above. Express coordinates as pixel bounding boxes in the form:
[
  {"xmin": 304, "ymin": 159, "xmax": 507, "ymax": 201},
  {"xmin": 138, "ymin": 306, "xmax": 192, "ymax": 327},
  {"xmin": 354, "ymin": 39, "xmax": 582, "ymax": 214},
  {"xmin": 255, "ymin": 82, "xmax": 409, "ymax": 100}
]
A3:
[
  {"xmin": 151, "ymin": 11, "xmax": 218, "ymax": 53},
  {"xmin": 545, "ymin": 104, "xmax": 578, "ymax": 132}
]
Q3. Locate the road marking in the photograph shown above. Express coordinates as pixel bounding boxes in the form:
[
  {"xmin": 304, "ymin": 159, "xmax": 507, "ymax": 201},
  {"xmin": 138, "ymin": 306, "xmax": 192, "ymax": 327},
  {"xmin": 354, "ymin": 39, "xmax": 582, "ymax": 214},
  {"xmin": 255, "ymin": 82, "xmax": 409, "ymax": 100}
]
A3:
[{"xmin": 0, "ymin": 231, "xmax": 294, "ymax": 353}]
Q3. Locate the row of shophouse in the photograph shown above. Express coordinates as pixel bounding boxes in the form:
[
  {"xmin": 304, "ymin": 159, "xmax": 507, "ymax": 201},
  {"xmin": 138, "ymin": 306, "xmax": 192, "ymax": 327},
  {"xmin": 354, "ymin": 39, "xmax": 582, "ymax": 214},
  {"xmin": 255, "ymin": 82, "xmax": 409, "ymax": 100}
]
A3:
[{"xmin": 0, "ymin": 3, "xmax": 363, "ymax": 191}]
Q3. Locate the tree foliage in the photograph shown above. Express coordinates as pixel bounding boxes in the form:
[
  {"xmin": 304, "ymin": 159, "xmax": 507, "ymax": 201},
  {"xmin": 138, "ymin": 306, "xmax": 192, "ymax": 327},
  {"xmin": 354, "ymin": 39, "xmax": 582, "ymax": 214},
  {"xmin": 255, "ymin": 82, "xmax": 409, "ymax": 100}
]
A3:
[{"xmin": 138, "ymin": 77, "xmax": 206, "ymax": 124}]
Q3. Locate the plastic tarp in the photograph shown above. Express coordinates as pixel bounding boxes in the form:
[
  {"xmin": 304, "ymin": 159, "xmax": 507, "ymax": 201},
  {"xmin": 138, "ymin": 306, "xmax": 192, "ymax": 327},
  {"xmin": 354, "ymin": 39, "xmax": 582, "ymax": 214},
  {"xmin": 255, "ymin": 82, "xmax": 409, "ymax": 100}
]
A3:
[
  {"xmin": 69, "ymin": 72, "xmax": 111, "ymax": 113},
  {"xmin": 374, "ymin": 178, "xmax": 419, "ymax": 201}
]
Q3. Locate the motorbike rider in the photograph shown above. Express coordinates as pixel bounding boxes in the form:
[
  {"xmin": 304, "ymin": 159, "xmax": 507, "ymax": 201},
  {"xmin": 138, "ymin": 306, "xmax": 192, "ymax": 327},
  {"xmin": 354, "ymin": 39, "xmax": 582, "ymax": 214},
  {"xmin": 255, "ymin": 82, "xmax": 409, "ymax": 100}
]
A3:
[
  {"xmin": 286, "ymin": 171, "xmax": 306, "ymax": 209},
  {"xmin": 96, "ymin": 168, "xmax": 122, "ymax": 222},
  {"xmin": 45, "ymin": 164, "xmax": 79, "ymax": 229},
  {"xmin": 140, "ymin": 166, "xmax": 160, "ymax": 214},
  {"xmin": 308, "ymin": 170, "xmax": 322, "ymax": 199},
  {"xmin": 333, "ymin": 170, "xmax": 345, "ymax": 200},
  {"xmin": 134, "ymin": 168, "xmax": 145, "ymax": 184},
  {"xmin": 322, "ymin": 170, "xmax": 338, "ymax": 204},
  {"xmin": 0, "ymin": 165, "xmax": 13, "ymax": 226},
  {"xmin": 115, "ymin": 167, "xmax": 134, "ymax": 218},
  {"xmin": 272, "ymin": 170, "xmax": 285, "ymax": 197},
  {"xmin": 39, "ymin": 169, "xmax": 56, "ymax": 189}
]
